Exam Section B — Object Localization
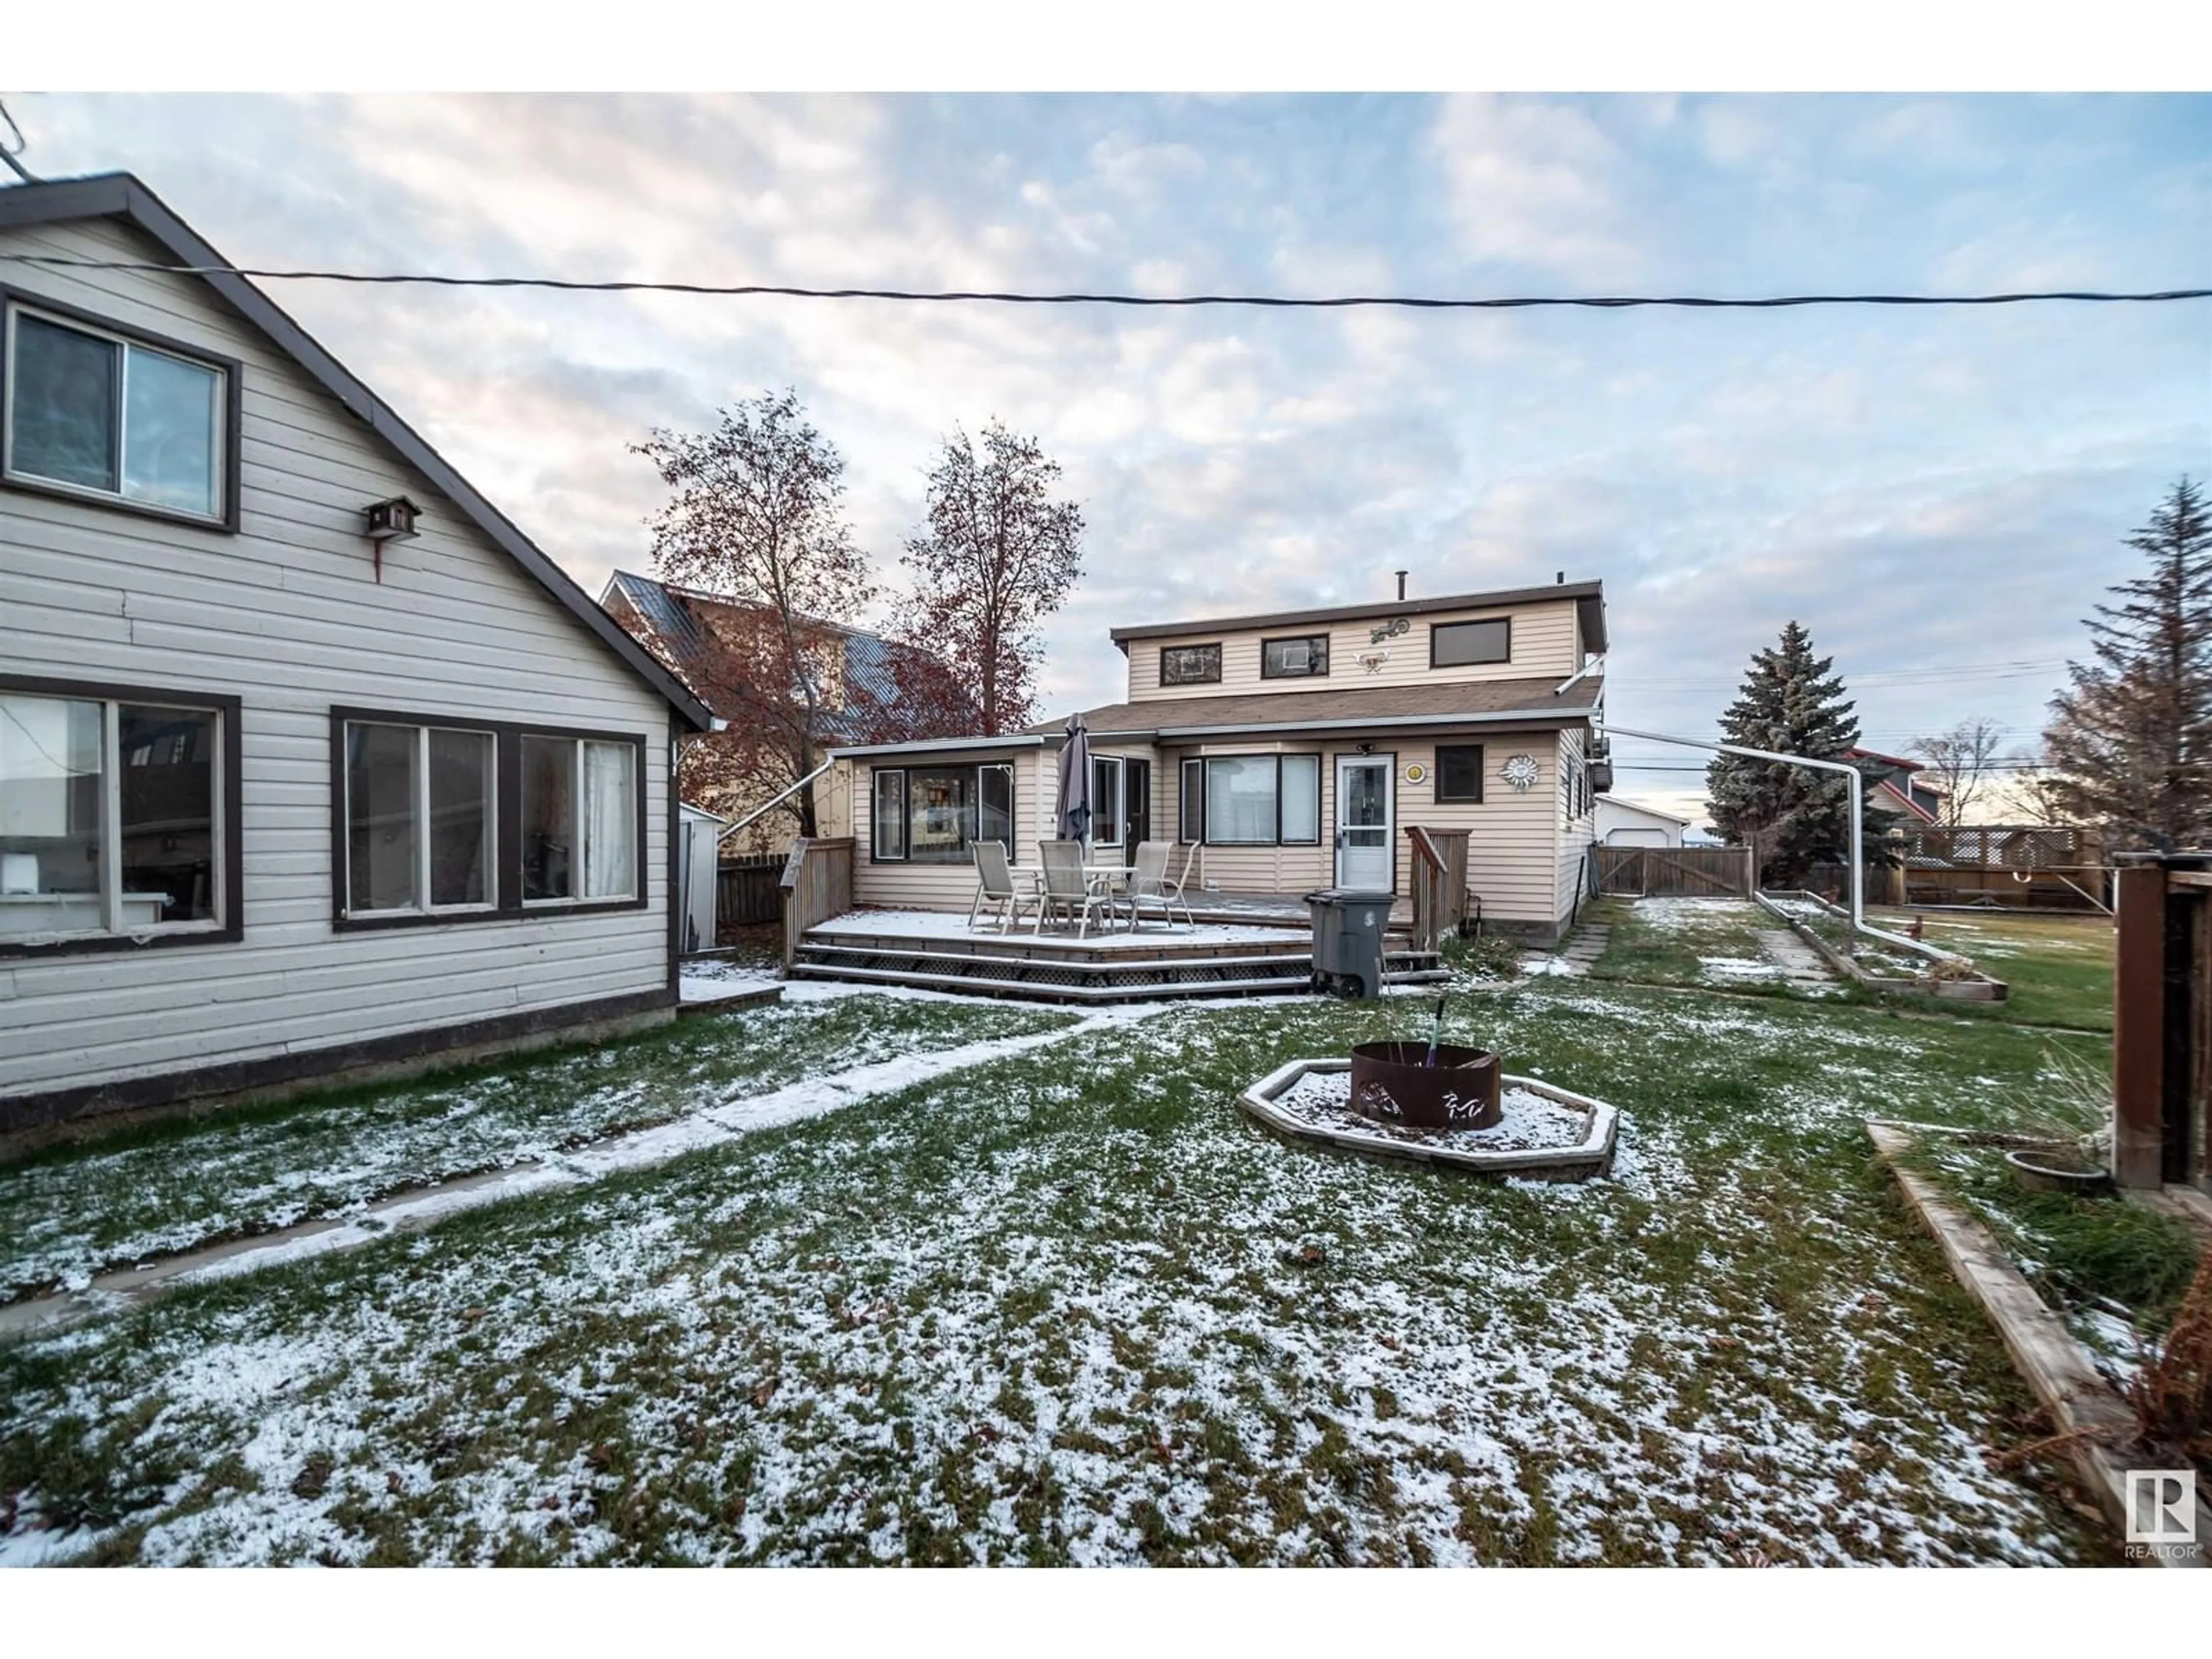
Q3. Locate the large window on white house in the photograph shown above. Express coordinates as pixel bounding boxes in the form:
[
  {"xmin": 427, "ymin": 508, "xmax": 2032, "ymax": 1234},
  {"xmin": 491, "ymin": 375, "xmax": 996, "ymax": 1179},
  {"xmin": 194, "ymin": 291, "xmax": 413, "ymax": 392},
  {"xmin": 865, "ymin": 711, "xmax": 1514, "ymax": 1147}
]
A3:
[
  {"xmin": 1195, "ymin": 753, "xmax": 1320, "ymax": 846},
  {"xmin": 343, "ymin": 721, "xmax": 496, "ymax": 916},
  {"xmin": 334, "ymin": 713, "xmax": 643, "ymax": 927},
  {"xmin": 3, "ymin": 302, "xmax": 229, "ymax": 522},
  {"xmin": 521, "ymin": 736, "xmax": 637, "ymax": 904},
  {"xmin": 0, "ymin": 681, "xmax": 232, "ymax": 949}
]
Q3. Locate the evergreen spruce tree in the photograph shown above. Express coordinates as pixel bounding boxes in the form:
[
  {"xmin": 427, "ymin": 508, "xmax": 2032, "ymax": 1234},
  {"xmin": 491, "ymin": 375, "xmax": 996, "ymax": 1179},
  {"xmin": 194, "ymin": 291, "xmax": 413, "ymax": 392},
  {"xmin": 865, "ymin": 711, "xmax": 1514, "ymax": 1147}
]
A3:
[
  {"xmin": 2042, "ymin": 476, "xmax": 2212, "ymax": 850},
  {"xmin": 1706, "ymin": 621, "xmax": 1878, "ymax": 888}
]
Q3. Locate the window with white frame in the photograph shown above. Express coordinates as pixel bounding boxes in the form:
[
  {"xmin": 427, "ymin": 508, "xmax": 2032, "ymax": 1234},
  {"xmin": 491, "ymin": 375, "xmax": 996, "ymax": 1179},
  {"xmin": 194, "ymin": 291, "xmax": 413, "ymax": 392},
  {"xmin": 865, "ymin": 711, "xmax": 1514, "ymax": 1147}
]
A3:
[
  {"xmin": 333, "ymin": 715, "xmax": 643, "ymax": 926},
  {"xmin": 1090, "ymin": 755, "xmax": 1125, "ymax": 852},
  {"xmin": 872, "ymin": 768, "xmax": 907, "ymax": 860},
  {"xmin": 521, "ymin": 735, "xmax": 637, "ymax": 903},
  {"xmin": 3, "ymin": 301, "xmax": 229, "ymax": 521},
  {"xmin": 342, "ymin": 721, "xmax": 497, "ymax": 916},
  {"xmin": 0, "ymin": 683, "xmax": 230, "ymax": 944},
  {"xmin": 1195, "ymin": 753, "xmax": 1320, "ymax": 846}
]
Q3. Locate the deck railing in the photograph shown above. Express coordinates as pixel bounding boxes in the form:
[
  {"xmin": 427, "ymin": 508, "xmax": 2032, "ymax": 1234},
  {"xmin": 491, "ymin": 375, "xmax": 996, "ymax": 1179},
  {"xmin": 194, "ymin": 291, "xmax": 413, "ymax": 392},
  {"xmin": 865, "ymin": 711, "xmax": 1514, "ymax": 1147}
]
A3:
[
  {"xmin": 780, "ymin": 836, "xmax": 855, "ymax": 969},
  {"xmin": 1406, "ymin": 826, "xmax": 1469, "ymax": 951}
]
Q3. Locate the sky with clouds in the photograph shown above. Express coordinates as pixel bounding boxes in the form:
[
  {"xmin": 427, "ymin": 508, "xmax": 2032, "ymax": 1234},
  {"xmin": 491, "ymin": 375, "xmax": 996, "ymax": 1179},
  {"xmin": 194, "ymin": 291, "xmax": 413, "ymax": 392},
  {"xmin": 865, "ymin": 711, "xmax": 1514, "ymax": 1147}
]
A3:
[{"xmin": 12, "ymin": 92, "xmax": 2208, "ymax": 815}]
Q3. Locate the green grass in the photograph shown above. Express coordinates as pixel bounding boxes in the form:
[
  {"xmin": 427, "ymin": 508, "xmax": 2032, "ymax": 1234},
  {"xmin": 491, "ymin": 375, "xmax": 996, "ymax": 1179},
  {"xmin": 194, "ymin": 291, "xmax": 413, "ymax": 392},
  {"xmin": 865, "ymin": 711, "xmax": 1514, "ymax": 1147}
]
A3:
[
  {"xmin": 0, "ymin": 994, "xmax": 1074, "ymax": 1301},
  {"xmin": 1903, "ymin": 1133, "xmax": 2200, "ymax": 1343},
  {"xmin": 0, "ymin": 979, "xmax": 2118, "ymax": 1566},
  {"xmin": 1584, "ymin": 896, "xmax": 1841, "ymax": 1001},
  {"xmin": 1870, "ymin": 908, "xmax": 2115, "ymax": 1032}
]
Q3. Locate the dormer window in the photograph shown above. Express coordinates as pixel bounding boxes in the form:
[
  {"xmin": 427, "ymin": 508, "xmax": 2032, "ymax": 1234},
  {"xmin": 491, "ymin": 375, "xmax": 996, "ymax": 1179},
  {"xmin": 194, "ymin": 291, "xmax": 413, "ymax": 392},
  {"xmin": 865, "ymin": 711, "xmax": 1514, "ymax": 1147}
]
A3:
[
  {"xmin": 1430, "ymin": 618, "xmax": 1512, "ymax": 668},
  {"xmin": 1160, "ymin": 643, "xmax": 1222, "ymax": 686},
  {"xmin": 2, "ymin": 300, "xmax": 233, "ymax": 526}
]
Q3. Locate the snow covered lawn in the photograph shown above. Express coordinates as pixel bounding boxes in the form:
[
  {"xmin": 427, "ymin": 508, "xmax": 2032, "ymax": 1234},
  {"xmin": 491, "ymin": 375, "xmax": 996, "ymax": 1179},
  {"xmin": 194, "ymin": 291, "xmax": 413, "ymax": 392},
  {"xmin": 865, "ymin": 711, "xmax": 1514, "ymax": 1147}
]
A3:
[
  {"xmin": 0, "ymin": 994, "xmax": 1073, "ymax": 1301},
  {"xmin": 1588, "ymin": 897, "xmax": 1840, "ymax": 998},
  {"xmin": 0, "ymin": 979, "xmax": 2114, "ymax": 1565}
]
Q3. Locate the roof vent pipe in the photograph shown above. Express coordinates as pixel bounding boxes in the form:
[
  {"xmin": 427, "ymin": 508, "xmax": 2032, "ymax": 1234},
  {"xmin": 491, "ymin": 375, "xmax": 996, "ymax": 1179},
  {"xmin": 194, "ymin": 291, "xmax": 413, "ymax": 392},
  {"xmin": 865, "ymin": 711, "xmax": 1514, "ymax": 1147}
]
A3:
[
  {"xmin": 1556, "ymin": 570, "xmax": 1565, "ymax": 584},
  {"xmin": 1395, "ymin": 570, "xmax": 1408, "ymax": 601}
]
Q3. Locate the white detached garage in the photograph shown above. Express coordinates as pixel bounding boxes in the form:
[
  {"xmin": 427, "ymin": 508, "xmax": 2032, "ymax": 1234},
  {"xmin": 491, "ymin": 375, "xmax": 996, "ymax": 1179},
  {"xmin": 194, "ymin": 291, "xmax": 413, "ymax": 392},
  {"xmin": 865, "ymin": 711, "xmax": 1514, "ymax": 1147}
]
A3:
[{"xmin": 0, "ymin": 172, "xmax": 713, "ymax": 1138}]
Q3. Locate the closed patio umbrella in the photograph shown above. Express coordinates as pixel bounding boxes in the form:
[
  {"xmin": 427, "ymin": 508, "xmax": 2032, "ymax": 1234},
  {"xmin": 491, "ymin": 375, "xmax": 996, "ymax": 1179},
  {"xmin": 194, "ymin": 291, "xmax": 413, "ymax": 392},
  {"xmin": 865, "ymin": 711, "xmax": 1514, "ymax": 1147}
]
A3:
[{"xmin": 1056, "ymin": 715, "xmax": 1093, "ymax": 844}]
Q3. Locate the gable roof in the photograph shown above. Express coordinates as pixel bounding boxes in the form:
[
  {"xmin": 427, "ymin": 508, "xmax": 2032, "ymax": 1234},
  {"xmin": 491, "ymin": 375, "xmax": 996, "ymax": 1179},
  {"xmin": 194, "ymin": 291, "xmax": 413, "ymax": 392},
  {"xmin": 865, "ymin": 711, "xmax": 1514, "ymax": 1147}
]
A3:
[
  {"xmin": 1596, "ymin": 795, "xmax": 1693, "ymax": 827},
  {"xmin": 1108, "ymin": 579, "xmax": 1607, "ymax": 656},
  {"xmin": 598, "ymin": 569, "xmax": 940, "ymax": 739},
  {"xmin": 0, "ymin": 173, "xmax": 711, "ymax": 731}
]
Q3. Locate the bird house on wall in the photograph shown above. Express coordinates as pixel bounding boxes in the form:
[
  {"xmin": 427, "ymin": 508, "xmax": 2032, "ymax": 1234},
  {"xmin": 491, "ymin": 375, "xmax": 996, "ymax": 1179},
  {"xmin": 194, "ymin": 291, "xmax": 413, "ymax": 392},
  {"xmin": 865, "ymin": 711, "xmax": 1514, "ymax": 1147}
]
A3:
[{"xmin": 363, "ymin": 496, "xmax": 422, "ymax": 581}]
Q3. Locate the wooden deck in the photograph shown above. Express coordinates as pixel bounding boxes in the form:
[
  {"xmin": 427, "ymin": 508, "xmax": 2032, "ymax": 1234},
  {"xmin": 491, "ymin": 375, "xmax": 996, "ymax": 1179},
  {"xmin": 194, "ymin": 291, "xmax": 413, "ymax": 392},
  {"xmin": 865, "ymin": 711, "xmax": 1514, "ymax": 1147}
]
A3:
[{"xmin": 790, "ymin": 904, "xmax": 1444, "ymax": 1003}]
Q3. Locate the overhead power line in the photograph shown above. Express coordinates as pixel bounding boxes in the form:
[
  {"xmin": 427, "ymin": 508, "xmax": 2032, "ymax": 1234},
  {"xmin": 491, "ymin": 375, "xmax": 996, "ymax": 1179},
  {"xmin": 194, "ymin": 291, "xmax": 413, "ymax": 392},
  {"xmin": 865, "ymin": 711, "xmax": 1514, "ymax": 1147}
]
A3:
[{"xmin": 0, "ymin": 250, "xmax": 2205, "ymax": 312}]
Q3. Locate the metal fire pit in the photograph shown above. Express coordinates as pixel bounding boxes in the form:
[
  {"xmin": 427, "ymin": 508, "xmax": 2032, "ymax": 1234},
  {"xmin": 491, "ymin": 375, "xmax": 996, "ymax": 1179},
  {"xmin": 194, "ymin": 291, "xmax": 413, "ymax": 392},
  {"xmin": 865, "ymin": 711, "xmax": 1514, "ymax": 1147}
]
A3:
[{"xmin": 1347, "ymin": 1041, "xmax": 1503, "ymax": 1131}]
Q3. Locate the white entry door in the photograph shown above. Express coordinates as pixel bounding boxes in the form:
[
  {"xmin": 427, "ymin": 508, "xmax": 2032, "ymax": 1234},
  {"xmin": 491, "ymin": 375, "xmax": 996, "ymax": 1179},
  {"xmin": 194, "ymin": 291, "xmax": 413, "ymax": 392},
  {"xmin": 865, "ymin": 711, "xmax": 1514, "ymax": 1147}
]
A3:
[{"xmin": 1334, "ymin": 756, "xmax": 1393, "ymax": 889}]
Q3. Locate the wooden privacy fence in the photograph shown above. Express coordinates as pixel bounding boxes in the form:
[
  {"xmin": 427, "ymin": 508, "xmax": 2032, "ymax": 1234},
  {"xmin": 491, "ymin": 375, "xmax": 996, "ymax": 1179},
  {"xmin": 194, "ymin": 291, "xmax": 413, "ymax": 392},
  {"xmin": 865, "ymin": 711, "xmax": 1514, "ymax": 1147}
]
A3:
[
  {"xmin": 2112, "ymin": 854, "xmax": 2211, "ymax": 1192},
  {"xmin": 780, "ymin": 837, "xmax": 854, "ymax": 968},
  {"xmin": 1896, "ymin": 824, "xmax": 2109, "ymax": 912},
  {"xmin": 715, "ymin": 852, "xmax": 785, "ymax": 930},
  {"xmin": 1405, "ymin": 826, "xmax": 1470, "ymax": 950},
  {"xmin": 1596, "ymin": 844, "xmax": 1754, "ymax": 899}
]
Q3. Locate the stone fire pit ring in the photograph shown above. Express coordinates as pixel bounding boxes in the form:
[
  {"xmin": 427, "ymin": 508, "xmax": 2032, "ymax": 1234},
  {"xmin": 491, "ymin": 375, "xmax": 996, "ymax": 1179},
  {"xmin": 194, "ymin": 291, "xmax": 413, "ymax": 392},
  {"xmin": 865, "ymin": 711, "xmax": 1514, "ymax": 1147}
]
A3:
[{"xmin": 1239, "ymin": 1058, "xmax": 1618, "ymax": 1181}]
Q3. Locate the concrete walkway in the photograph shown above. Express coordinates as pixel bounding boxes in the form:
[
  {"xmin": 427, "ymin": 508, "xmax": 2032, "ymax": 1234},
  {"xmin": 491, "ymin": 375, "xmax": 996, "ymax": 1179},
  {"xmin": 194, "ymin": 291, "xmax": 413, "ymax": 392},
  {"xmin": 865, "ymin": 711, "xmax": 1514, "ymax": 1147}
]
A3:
[
  {"xmin": 1753, "ymin": 927, "xmax": 1837, "ymax": 988},
  {"xmin": 1560, "ymin": 921, "xmax": 1612, "ymax": 971}
]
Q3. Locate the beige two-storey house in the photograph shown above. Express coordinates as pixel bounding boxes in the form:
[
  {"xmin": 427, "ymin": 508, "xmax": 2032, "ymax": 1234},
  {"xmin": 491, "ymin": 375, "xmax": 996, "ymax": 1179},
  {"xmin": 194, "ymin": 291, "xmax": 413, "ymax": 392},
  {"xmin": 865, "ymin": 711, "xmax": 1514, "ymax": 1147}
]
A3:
[{"xmin": 827, "ymin": 578, "xmax": 1609, "ymax": 940}]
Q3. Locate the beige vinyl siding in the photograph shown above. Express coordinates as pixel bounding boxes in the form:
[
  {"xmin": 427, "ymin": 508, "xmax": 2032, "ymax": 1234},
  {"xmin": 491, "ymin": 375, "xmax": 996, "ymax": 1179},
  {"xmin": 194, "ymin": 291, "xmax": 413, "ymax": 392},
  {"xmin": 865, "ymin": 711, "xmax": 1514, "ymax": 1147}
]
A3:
[
  {"xmin": 1165, "ymin": 738, "xmax": 1332, "ymax": 897},
  {"xmin": 1156, "ymin": 728, "xmax": 1571, "ymax": 927},
  {"xmin": 0, "ymin": 215, "xmax": 675, "ymax": 1103},
  {"xmin": 849, "ymin": 747, "xmax": 1054, "ymax": 911},
  {"xmin": 1554, "ymin": 728, "xmax": 1597, "ymax": 925},
  {"xmin": 1126, "ymin": 599, "xmax": 1582, "ymax": 703}
]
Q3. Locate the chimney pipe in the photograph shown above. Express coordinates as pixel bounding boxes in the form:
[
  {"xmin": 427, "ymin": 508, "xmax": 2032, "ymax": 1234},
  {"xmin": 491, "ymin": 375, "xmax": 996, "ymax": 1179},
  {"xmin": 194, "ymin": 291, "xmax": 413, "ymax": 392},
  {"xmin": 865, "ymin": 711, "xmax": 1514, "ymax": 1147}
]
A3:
[
  {"xmin": 1395, "ymin": 569, "xmax": 1408, "ymax": 602},
  {"xmin": 1555, "ymin": 570, "xmax": 1565, "ymax": 584}
]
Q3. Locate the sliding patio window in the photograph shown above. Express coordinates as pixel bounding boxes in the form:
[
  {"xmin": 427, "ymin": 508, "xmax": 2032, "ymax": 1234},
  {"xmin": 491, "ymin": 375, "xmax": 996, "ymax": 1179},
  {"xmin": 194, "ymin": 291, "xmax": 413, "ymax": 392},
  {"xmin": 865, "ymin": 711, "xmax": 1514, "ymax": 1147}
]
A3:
[
  {"xmin": 3, "ymin": 300, "xmax": 236, "ymax": 526},
  {"xmin": 1199, "ymin": 754, "xmax": 1320, "ymax": 847},
  {"xmin": 342, "ymin": 719, "xmax": 497, "ymax": 916},
  {"xmin": 867, "ymin": 761, "xmax": 1017, "ymax": 863},
  {"xmin": 1, "ymin": 678, "xmax": 236, "ymax": 952},
  {"xmin": 332, "ymin": 713, "xmax": 645, "ymax": 929}
]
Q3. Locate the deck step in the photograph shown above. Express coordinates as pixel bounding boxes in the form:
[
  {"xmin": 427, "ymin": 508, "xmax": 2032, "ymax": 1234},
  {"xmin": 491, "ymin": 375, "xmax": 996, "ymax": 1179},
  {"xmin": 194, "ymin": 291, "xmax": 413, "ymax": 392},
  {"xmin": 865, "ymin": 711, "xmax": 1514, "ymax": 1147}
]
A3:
[
  {"xmin": 787, "ymin": 931, "xmax": 1446, "ymax": 1003},
  {"xmin": 785, "ymin": 962, "xmax": 1318, "ymax": 1003}
]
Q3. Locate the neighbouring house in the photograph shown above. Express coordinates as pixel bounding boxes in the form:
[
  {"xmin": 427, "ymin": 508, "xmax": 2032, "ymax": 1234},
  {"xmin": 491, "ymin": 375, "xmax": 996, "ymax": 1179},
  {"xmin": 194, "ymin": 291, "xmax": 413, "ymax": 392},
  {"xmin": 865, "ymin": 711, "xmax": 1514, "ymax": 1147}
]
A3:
[
  {"xmin": 1594, "ymin": 795, "xmax": 1691, "ymax": 847},
  {"xmin": 825, "ymin": 578, "xmax": 1608, "ymax": 940},
  {"xmin": 0, "ymin": 173, "xmax": 713, "ymax": 1137},
  {"xmin": 599, "ymin": 570, "xmax": 950, "ymax": 854},
  {"xmin": 1848, "ymin": 747, "xmax": 1947, "ymax": 825}
]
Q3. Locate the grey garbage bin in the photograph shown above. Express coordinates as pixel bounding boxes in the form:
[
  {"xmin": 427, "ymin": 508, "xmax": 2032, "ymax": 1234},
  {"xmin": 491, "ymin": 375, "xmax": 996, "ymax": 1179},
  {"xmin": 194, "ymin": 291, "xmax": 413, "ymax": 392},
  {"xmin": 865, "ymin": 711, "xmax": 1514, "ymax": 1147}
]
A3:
[{"xmin": 1305, "ymin": 887, "xmax": 1394, "ymax": 999}]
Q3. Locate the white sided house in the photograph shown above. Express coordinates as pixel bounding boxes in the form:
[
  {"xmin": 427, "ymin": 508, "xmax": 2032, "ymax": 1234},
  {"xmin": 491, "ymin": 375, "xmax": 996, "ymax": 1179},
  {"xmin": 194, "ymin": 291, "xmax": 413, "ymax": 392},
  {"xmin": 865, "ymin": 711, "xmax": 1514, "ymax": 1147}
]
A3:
[
  {"xmin": 0, "ymin": 174, "xmax": 713, "ymax": 1138},
  {"xmin": 827, "ymin": 579, "xmax": 1609, "ymax": 942},
  {"xmin": 1594, "ymin": 796, "xmax": 1691, "ymax": 847}
]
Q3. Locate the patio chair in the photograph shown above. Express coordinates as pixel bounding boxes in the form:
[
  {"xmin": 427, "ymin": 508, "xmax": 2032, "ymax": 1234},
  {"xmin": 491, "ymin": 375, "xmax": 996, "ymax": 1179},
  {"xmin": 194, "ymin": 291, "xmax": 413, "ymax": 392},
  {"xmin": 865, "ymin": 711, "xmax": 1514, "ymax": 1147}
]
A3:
[
  {"xmin": 1035, "ymin": 839, "xmax": 1109, "ymax": 939},
  {"xmin": 1126, "ymin": 840, "xmax": 1193, "ymax": 930},
  {"xmin": 968, "ymin": 840, "xmax": 1037, "ymax": 933}
]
